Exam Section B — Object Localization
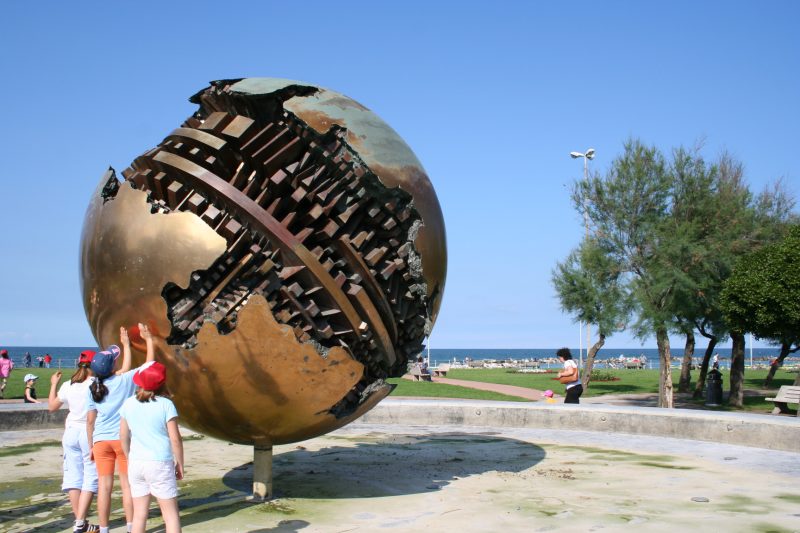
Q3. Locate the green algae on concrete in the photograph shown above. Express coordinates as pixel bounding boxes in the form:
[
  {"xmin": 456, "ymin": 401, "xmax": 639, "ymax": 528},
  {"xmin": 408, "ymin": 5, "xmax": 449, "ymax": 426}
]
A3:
[
  {"xmin": 0, "ymin": 440, "xmax": 60, "ymax": 457},
  {"xmin": 715, "ymin": 494, "xmax": 776, "ymax": 515},
  {"xmin": 776, "ymin": 493, "xmax": 800, "ymax": 504}
]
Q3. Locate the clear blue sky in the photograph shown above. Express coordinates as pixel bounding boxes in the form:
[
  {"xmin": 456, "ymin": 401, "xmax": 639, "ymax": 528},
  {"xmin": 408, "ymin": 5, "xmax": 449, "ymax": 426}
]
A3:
[{"xmin": 1, "ymin": 1, "xmax": 797, "ymax": 349}]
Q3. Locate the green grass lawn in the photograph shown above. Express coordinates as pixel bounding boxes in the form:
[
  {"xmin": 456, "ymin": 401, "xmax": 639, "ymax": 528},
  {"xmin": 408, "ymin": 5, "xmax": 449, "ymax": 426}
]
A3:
[
  {"xmin": 1, "ymin": 367, "xmax": 64, "ymax": 401},
  {"xmin": 443, "ymin": 367, "xmax": 798, "ymax": 412},
  {"xmin": 386, "ymin": 378, "xmax": 530, "ymax": 401}
]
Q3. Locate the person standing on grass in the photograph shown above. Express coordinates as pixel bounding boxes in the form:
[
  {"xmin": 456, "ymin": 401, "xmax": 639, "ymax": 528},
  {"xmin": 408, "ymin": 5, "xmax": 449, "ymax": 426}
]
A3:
[
  {"xmin": 556, "ymin": 347, "xmax": 583, "ymax": 404},
  {"xmin": 87, "ymin": 324, "xmax": 155, "ymax": 533},
  {"xmin": 0, "ymin": 349, "xmax": 13, "ymax": 398},
  {"xmin": 24, "ymin": 373, "xmax": 40, "ymax": 403},
  {"xmin": 49, "ymin": 350, "xmax": 100, "ymax": 533},
  {"xmin": 120, "ymin": 361, "xmax": 184, "ymax": 533}
]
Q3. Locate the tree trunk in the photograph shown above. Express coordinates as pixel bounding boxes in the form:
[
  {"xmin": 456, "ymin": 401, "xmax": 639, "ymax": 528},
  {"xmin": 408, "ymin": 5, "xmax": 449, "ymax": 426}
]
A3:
[
  {"xmin": 678, "ymin": 331, "xmax": 695, "ymax": 393},
  {"xmin": 729, "ymin": 332, "xmax": 746, "ymax": 408},
  {"xmin": 763, "ymin": 342, "xmax": 791, "ymax": 389},
  {"xmin": 583, "ymin": 333, "xmax": 606, "ymax": 391},
  {"xmin": 656, "ymin": 327, "xmax": 674, "ymax": 408},
  {"xmin": 692, "ymin": 337, "xmax": 717, "ymax": 399}
]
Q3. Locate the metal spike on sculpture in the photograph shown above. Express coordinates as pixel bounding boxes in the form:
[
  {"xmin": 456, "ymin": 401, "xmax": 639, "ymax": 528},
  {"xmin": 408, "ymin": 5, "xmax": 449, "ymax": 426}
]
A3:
[{"xmin": 79, "ymin": 78, "xmax": 446, "ymax": 498}]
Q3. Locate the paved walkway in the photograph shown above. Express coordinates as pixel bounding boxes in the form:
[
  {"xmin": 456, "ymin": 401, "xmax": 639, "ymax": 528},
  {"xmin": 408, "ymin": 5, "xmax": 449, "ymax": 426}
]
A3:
[{"xmin": 430, "ymin": 376, "xmax": 546, "ymax": 400}]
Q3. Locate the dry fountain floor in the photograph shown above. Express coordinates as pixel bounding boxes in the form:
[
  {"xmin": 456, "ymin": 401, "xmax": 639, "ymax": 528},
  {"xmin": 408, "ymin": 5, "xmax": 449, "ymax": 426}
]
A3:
[{"xmin": 1, "ymin": 417, "xmax": 799, "ymax": 532}]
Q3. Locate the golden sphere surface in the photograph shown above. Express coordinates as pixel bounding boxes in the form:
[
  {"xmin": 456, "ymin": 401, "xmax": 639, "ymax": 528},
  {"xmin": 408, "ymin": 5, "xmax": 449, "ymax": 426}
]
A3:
[{"xmin": 80, "ymin": 78, "xmax": 446, "ymax": 445}]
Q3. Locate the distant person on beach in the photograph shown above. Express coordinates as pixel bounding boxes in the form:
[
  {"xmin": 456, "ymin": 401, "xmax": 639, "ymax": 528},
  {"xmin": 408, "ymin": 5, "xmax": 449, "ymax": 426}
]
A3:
[
  {"xmin": 120, "ymin": 361, "xmax": 184, "ymax": 533},
  {"xmin": 24, "ymin": 373, "xmax": 40, "ymax": 403},
  {"xmin": 37, "ymin": 356, "xmax": 44, "ymax": 368},
  {"xmin": 556, "ymin": 348, "xmax": 583, "ymax": 404},
  {"xmin": 49, "ymin": 350, "xmax": 100, "ymax": 533},
  {"xmin": 44, "ymin": 353, "xmax": 53, "ymax": 368},
  {"xmin": 24, "ymin": 352, "xmax": 32, "ymax": 367},
  {"xmin": 87, "ymin": 324, "xmax": 155, "ymax": 533},
  {"xmin": 0, "ymin": 349, "xmax": 13, "ymax": 398}
]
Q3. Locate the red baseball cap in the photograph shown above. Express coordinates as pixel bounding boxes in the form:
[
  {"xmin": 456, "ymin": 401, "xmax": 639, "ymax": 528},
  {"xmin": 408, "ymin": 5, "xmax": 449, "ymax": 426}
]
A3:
[
  {"xmin": 133, "ymin": 361, "xmax": 167, "ymax": 391},
  {"xmin": 79, "ymin": 350, "xmax": 96, "ymax": 364}
]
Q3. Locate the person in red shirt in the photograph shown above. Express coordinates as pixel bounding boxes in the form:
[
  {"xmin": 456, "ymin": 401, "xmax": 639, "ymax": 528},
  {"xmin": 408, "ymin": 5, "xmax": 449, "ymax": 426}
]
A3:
[{"xmin": 44, "ymin": 353, "xmax": 53, "ymax": 368}]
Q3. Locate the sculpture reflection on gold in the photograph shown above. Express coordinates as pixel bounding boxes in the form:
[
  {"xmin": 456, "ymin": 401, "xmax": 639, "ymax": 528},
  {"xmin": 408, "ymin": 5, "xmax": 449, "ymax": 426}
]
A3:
[{"xmin": 80, "ymin": 78, "xmax": 447, "ymax": 448}]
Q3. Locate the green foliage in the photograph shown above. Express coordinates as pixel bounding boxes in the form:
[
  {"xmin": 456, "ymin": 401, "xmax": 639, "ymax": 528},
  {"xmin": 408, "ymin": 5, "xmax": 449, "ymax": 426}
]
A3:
[
  {"xmin": 552, "ymin": 239, "xmax": 631, "ymax": 338},
  {"xmin": 589, "ymin": 370, "xmax": 617, "ymax": 382},
  {"xmin": 554, "ymin": 138, "xmax": 797, "ymax": 405},
  {"xmin": 721, "ymin": 225, "xmax": 800, "ymax": 345}
]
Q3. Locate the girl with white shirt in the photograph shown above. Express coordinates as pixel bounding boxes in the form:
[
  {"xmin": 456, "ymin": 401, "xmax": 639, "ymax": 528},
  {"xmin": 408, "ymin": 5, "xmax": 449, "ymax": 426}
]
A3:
[{"xmin": 48, "ymin": 349, "xmax": 101, "ymax": 533}]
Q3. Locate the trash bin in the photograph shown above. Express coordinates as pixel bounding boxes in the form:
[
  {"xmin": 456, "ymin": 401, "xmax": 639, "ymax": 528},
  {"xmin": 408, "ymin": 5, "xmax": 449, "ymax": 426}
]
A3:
[{"xmin": 705, "ymin": 369, "xmax": 723, "ymax": 406}]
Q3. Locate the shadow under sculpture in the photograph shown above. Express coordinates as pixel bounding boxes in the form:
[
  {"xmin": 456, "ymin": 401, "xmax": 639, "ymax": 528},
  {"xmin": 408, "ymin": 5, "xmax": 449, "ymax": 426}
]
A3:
[{"xmin": 80, "ymin": 77, "xmax": 447, "ymax": 499}]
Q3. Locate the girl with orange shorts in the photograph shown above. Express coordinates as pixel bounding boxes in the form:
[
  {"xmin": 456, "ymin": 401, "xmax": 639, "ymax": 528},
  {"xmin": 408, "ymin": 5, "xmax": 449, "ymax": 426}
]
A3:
[{"xmin": 86, "ymin": 324, "xmax": 154, "ymax": 533}]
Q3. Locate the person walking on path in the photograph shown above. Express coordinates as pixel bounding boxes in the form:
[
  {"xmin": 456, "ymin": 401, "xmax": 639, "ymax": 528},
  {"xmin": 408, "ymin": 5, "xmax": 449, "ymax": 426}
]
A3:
[
  {"xmin": 49, "ymin": 350, "xmax": 100, "ymax": 533},
  {"xmin": 556, "ymin": 347, "xmax": 583, "ymax": 404},
  {"xmin": 0, "ymin": 349, "xmax": 14, "ymax": 398},
  {"xmin": 44, "ymin": 353, "xmax": 53, "ymax": 368},
  {"xmin": 24, "ymin": 351, "xmax": 32, "ymax": 368},
  {"xmin": 120, "ymin": 361, "xmax": 184, "ymax": 533},
  {"xmin": 87, "ymin": 324, "xmax": 155, "ymax": 533}
]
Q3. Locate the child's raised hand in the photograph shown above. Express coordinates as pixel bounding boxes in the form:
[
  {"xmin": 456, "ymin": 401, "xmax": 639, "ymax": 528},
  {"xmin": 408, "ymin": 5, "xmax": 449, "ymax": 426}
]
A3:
[
  {"xmin": 50, "ymin": 371, "xmax": 63, "ymax": 386},
  {"xmin": 139, "ymin": 323, "xmax": 152, "ymax": 342},
  {"xmin": 120, "ymin": 326, "xmax": 129, "ymax": 345}
]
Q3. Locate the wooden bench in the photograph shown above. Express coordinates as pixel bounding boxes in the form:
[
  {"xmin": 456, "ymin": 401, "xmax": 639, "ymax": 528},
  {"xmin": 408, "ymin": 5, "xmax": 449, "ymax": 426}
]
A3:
[
  {"xmin": 765, "ymin": 385, "xmax": 800, "ymax": 415},
  {"xmin": 409, "ymin": 367, "xmax": 432, "ymax": 381},
  {"xmin": 432, "ymin": 363, "xmax": 451, "ymax": 377}
]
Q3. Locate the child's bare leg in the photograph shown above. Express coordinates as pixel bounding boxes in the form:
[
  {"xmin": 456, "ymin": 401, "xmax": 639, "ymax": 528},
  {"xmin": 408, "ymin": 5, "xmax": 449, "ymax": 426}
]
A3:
[
  {"xmin": 120, "ymin": 472, "xmax": 134, "ymax": 524},
  {"xmin": 157, "ymin": 497, "xmax": 181, "ymax": 533},
  {"xmin": 131, "ymin": 494, "xmax": 151, "ymax": 533},
  {"xmin": 77, "ymin": 490, "xmax": 94, "ymax": 521},
  {"xmin": 96, "ymin": 475, "xmax": 114, "ymax": 526},
  {"xmin": 67, "ymin": 488, "xmax": 80, "ymax": 517}
]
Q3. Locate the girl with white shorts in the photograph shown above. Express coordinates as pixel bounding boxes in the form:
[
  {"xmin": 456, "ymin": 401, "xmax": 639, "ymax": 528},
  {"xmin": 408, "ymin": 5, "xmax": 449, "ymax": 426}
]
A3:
[{"xmin": 120, "ymin": 361, "xmax": 184, "ymax": 533}]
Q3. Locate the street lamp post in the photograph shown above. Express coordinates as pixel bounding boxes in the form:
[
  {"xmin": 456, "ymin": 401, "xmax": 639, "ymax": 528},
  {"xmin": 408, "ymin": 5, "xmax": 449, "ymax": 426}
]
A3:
[{"xmin": 570, "ymin": 148, "xmax": 595, "ymax": 370}]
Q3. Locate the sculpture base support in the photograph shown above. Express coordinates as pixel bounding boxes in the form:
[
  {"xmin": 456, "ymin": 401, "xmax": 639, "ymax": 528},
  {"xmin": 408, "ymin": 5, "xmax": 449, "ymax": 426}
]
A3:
[{"xmin": 248, "ymin": 444, "xmax": 273, "ymax": 501}]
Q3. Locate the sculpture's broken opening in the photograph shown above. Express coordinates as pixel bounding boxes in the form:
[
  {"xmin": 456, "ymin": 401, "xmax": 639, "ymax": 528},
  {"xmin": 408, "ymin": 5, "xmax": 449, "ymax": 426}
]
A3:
[{"xmin": 116, "ymin": 80, "xmax": 432, "ymax": 390}]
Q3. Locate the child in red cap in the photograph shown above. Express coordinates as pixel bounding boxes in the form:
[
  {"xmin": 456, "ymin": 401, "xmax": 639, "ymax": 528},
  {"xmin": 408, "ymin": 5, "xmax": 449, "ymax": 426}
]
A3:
[
  {"xmin": 120, "ymin": 360, "xmax": 184, "ymax": 533},
  {"xmin": 48, "ymin": 348, "xmax": 100, "ymax": 533}
]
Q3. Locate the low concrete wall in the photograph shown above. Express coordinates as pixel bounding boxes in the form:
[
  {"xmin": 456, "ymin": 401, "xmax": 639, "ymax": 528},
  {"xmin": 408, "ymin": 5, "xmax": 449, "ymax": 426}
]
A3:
[
  {"xmin": 0, "ymin": 403, "xmax": 67, "ymax": 431},
  {"xmin": 2, "ymin": 399, "xmax": 797, "ymax": 453},
  {"xmin": 360, "ymin": 399, "xmax": 800, "ymax": 453}
]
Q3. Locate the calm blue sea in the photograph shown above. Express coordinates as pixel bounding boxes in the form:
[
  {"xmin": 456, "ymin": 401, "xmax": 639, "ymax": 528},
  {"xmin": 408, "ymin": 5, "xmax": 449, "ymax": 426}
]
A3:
[
  {"xmin": 2, "ymin": 346, "xmax": 98, "ymax": 368},
  {"xmin": 424, "ymin": 347, "xmax": 795, "ymax": 370},
  {"xmin": 1, "ymin": 345, "xmax": 794, "ymax": 370}
]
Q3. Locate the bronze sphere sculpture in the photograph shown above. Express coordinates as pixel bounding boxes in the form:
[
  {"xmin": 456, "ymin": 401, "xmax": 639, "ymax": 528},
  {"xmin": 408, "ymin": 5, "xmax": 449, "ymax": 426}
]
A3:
[{"xmin": 80, "ymin": 78, "xmax": 446, "ymax": 446}]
